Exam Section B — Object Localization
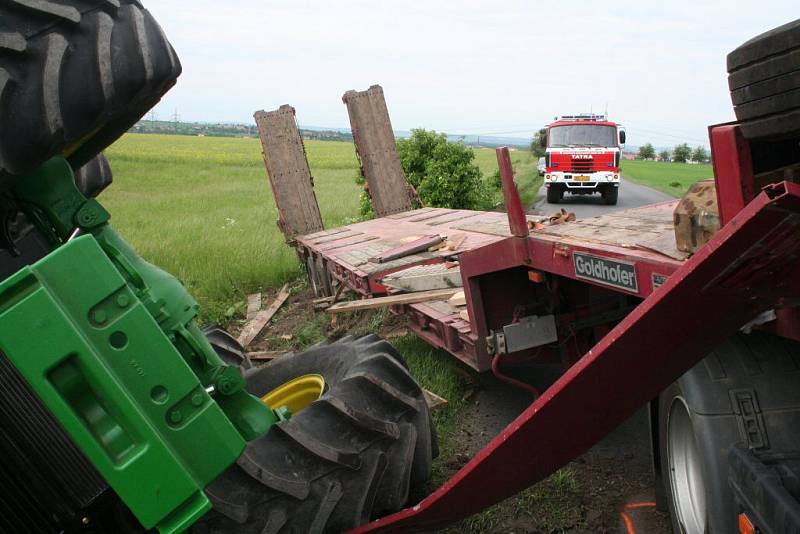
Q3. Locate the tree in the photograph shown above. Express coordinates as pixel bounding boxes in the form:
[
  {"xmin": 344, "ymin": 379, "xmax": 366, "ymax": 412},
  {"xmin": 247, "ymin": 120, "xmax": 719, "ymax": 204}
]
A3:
[
  {"xmin": 638, "ymin": 143, "xmax": 655, "ymax": 160},
  {"xmin": 672, "ymin": 143, "xmax": 691, "ymax": 163},
  {"xmin": 351, "ymin": 129, "xmax": 490, "ymax": 218},
  {"xmin": 691, "ymin": 145, "xmax": 708, "ymax": 163},
  {"xmin": 530, "ymin": 130, "xmax": 545, "ymax": 157},
  {"xmin": 396, "ymin": 129, "xmax": 491, "ymax": 211},
  {"xmin": 658, "ymin": 150, "xmax": 670, "ymax": 162}
]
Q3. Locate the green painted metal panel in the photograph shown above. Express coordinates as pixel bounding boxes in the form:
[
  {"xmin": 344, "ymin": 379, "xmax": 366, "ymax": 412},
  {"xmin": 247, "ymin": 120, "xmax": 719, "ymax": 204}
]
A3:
[{"xmin": 0, "ymin": 236, "xmax": 245, "ymax": 532}]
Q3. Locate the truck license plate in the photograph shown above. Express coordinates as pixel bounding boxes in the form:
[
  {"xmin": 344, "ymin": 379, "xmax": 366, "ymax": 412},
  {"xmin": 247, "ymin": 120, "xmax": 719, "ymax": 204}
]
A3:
[{"xmin": 575, "ymin": 175, "xmax": 590, "ymax": 181}]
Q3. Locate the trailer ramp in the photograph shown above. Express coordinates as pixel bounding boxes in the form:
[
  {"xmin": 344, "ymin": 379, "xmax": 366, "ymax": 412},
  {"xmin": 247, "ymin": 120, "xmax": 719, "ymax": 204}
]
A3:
[{"xmin": 354, "ymin": 181, "xmax": 800, "ymax": 532}]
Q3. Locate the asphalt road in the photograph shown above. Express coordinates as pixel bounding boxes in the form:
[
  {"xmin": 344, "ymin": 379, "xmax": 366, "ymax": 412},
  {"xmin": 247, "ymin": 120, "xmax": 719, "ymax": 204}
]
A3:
[{"xmin": 530, "ymin": 176, "xmax": 672, "ymax": 218}]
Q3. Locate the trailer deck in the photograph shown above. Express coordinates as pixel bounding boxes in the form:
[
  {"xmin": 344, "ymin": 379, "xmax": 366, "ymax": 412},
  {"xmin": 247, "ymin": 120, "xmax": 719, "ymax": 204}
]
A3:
[{"xmin": 296, "ymin": 200, "xmax": 688, "ymax": 370}]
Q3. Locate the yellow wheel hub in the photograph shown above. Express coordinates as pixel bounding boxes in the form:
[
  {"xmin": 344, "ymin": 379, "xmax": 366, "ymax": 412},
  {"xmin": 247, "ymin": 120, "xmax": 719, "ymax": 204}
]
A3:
[{"xmin": 261, "ymin": 374, "xmax": 325, "ymax": 415}]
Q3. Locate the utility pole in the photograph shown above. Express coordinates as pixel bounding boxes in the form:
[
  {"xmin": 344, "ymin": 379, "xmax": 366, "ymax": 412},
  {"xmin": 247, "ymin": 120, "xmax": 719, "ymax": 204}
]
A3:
[{"xmin": 172, "ymin": 107, "xmax": 179, "ymax": 133}]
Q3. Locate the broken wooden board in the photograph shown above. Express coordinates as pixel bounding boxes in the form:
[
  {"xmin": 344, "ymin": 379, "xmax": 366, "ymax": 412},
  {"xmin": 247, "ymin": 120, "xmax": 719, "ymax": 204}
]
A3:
[
  {"xmin": 423, "ymin": 388, "xmax": 448, "ymax": 411},
  {"xmin": 246, "ymin": 292, "xmax": 262, "ymax": 320},
  {"xmin": 448, "ymin": 290, "xmax": 466, "ymax": 307},
  {"xmin": 326, "ymin": 288, "xmax": 460, "ymax": 315},
  {"xmin": 382, "ymin": 263, "xmax": 463, "ymax": 292},
  {"xmin": 343, "ymin": 85, "xmax": 416, "ymax": 217},
  {"xmin": 238, "ymin": 284, "xmax": 290, "ymax": 347},
  {"xmin": 254, "ymin": 105, "xmax": 324, "ymax": 242}
]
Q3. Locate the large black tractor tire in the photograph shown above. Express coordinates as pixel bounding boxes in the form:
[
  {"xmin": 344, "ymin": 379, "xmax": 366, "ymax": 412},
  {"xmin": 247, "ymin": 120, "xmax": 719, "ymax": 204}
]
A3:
[
  {"xmin": 546, "ymin": 184, "xmax": 563, "ymax": 203},
  {"xmin": 194, "ymin": 335, "xmax": 436, "ymax": 534},
  {"xmin": 658, "ymin": 333, "xmax": 800, "ymax": 533},
  {"xmin": 74, "ymin": 152, "xmax": 113, "ymax": 198},
  {"xmin": 601, "ymin": 185, "xmax": 618, "ymax": 205},
  {"xmin": 728, "ymin": 19, "xmax": 800, "ymax": 139},
  {"xmin": 0, "ymin": 0, "xmax": 181, "ymax": 182}
]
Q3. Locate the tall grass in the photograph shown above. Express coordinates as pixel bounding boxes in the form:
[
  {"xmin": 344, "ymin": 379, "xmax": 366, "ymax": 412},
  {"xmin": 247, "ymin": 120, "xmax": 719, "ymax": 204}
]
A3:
[{"xmin": 102, "ymin": 134, "xmax": 361, "ymax": 321}]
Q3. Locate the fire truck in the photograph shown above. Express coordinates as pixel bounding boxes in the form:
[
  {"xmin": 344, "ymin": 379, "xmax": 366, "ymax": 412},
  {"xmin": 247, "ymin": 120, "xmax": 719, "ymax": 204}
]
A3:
[{"xmin": 540, "ymin": 114, "xmax": 626, "ymax": 205}]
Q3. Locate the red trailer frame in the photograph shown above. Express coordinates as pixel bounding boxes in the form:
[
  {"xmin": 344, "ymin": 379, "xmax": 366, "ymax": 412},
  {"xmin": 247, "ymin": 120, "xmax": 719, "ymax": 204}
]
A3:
[{"xmin": 347, "ymin": 125, "xmax": 800, "ymax": 531}]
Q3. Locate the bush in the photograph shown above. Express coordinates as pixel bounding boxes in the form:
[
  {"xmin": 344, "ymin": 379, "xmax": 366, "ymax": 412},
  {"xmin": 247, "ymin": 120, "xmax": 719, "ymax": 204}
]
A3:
[
  {"xmin": 397, "ymin": 129, "xmax": 492, "ymax": 210},
  {"xmin": 354, "ymin": 129, "xmax": 493, "ymax": 217}
]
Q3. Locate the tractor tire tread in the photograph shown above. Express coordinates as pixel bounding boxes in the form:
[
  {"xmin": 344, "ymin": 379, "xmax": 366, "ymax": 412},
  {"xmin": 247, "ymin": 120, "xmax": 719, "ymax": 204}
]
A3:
[
  {"xmin": 194, "ymin": 335, "xmax": 435, "ymax": 534},
  {"xmin": 0, "ymin": 0, "xmax": 180, "ymax": 179}
]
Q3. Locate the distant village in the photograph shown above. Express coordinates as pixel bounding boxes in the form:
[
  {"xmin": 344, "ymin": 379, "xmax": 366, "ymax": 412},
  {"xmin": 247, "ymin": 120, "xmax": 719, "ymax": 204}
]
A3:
[{"xmin": 130, "ymin": 119, "xmax": 354, "ymax": 142}]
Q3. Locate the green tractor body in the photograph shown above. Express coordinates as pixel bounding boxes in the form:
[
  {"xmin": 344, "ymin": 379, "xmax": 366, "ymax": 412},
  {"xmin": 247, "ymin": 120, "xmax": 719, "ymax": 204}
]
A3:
[{"xmin": 0, "ymin": 158, "xmax": 277, "ymax": 532}]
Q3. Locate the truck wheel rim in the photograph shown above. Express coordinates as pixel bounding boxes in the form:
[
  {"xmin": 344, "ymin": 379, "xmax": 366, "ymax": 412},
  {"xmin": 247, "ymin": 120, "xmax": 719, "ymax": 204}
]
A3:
[
  {"xmin": 261, "ymin": 374, "xmax": 325, "ymax": 415},
  {"xmin": 667, "ymin": 396, "xmax": 707, "ymax": 534}
]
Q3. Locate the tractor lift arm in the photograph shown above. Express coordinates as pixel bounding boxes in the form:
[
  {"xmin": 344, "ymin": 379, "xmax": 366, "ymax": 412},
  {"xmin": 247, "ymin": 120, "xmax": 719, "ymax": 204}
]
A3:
[{"xmin": 354, "ymin": 150, "xmax": 800, "ymax": 532}]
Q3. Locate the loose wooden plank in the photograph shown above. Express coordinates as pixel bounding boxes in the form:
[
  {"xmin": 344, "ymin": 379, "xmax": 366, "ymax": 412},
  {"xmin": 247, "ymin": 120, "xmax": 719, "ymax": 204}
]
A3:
[
  {"xmin": 326, "ymin": 288, "xmax": 460, "ymax": 315},
  {"xmin": 369, "ymin": 235, "xmax": 443, "ymax": 263},
  {"xmin": 423, "ymin": 388, "xmax": 448, "ymax": 411},
  {"xmin": 246, "ymin": 292, "xmax": 262, "ymax": 320},
  {"xmin": 238, "ymin": 284, "xmax": 290, "ymax": 347},
  {"xmin": 448, "ymin": 290, "xmax": 466, "ymax": 307}
]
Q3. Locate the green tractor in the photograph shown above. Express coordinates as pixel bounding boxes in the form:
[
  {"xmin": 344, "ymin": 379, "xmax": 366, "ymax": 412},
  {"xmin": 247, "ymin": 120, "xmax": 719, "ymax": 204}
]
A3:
[{"xmin": 0, "ymin": 2, "xmax": 434, "ymax": 532}]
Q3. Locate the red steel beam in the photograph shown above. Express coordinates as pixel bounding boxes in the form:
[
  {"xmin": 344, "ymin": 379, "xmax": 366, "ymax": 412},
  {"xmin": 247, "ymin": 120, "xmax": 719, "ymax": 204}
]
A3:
[
  {"xmin": 496, "ymin": 147, "xmax": 530, "ymax": 238},
  {"xmin": 353, "ymin": 181, "xmax": 800, "ymax": 532}
]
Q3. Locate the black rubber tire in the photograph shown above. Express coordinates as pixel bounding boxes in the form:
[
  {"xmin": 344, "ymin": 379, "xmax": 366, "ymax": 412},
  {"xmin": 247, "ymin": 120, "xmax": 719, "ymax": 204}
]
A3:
[
  {"xmin": 194, "ymin": 334, "xmax": 435, "ymax": 533},
  {"xmin": 658, "ymin": 332, "xmax": 800, "ymax": 533},
  {"xmin": 0, "ymin": 0, "xmax": 181, "ymax": 180},
  {"xmin": 546, "ymin": 184, "xmax": 563, "ymax": 203},
  {"xmin": 203, "ymin": 325, "xmax": 253, "ymax": 370},
  {"xmin": 601, "ymin": 186, "xmax": 618, "ymax": 205},
  {"xmin": 74, "ymin": 152, "xmax": 113, "ymax": 198},
  {"xmin": 727, "ymin": 19, "xmax": 800, "ymax": 139}
]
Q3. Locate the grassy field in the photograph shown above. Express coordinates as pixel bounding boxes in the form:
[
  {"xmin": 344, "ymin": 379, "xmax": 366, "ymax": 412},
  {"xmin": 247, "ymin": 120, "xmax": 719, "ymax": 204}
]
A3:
[
  {"xmin": 621, "ymin": 159, "xmax": 713, "ymax": 197},
  {"xmin": 102, "ymin": 134, "xmax": 536, "ymax": 322}
]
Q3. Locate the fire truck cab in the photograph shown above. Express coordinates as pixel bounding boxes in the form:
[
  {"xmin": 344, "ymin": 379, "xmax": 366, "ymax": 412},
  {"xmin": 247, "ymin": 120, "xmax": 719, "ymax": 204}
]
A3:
[{"xmin": 540, "ymin": 114, "xmax": 626, "ymax": 205}]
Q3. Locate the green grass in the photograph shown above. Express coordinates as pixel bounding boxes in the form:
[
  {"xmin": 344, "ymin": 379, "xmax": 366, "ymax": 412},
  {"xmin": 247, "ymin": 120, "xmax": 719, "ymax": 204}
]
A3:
[
  {"xmin": 473, "ymin": 147, "xmax": 542, "ymax": 207},
  {"xmin": 621, "ymin": 160, "xmax": 713, "ymax": 197},
  {"xmin": 102, "ymin": 134, "xmax": 361, "ymax": 322}
]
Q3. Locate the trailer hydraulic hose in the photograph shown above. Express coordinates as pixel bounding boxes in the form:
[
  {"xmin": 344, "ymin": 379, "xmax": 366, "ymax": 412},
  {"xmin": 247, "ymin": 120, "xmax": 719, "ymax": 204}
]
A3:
[{"xmin": 490, "ymin": 352, "xmax": 540, "ymax": 397}]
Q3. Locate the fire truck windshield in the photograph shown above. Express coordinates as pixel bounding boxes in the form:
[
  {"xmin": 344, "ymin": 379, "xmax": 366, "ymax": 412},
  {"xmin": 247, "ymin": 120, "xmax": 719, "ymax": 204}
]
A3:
[{"xmin": 548, "ymin": 125, "xmax": 617, "ymax": 148}]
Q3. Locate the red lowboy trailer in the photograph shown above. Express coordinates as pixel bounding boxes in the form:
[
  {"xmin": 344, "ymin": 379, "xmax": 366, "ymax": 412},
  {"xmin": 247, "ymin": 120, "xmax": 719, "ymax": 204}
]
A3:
[{"xmin": 258, "ymin": 19, "xmax": 800, "ymax": 534}]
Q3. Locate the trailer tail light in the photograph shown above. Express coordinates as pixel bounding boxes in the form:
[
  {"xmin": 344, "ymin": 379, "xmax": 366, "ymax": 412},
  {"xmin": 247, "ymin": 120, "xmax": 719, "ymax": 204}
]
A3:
[{"xmin": 738, "ymin": 513, "xmax": 755, "ymax": 534}]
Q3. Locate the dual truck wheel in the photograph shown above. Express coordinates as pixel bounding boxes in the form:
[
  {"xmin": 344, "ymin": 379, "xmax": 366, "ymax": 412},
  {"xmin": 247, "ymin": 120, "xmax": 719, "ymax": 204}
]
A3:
[
  {"xmin": 658, "ymin": 20, "xmax": 800, "ymax": 533},
  {"xmin": 0, "ymin": 3, "xmax": 435, "ymax": 533},
  {"xmin": 545, "ymin": 184, "xmax": 618, "ymax": 205}
]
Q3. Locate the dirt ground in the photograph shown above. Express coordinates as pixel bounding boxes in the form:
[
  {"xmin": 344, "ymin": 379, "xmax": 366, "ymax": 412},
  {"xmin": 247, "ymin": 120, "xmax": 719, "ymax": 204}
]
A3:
[
  {"xmin": 439, "ymin": 376, "xmax": 672, "ymax": 533},
  {"xmin": 234, "ymin": 286, "xmax": 672, "ymax": 533}
]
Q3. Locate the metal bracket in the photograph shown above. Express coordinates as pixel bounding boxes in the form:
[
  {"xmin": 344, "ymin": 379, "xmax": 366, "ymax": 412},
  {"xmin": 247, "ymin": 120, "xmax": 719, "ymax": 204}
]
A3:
[{"xmin": 486, "ymin": 315, "xmax": 558, "ymax": 355}]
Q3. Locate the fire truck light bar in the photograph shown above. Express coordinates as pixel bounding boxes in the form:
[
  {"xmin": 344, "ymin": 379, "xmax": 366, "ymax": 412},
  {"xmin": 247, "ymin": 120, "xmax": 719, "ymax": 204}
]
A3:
[{"xmin": 557, "ymin": 114, "xmax": 606, "ymax": 121}]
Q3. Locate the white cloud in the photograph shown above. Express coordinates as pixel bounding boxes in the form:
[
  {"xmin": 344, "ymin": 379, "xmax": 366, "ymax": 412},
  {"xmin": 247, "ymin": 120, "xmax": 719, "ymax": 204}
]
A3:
[{"xmin": 145, "ymin": 1, "xmax": 799, "ymax": 147}]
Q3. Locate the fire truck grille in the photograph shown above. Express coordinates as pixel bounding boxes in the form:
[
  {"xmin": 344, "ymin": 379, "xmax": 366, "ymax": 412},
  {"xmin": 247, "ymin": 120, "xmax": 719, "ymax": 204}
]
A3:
[{"xmin": 569, "ymin": 159, "xmax": 594, "ymax": 173}]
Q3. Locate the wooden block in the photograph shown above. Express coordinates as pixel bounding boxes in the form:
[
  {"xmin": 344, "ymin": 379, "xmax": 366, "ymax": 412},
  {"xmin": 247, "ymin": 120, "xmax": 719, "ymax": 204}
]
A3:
[
  {"xmin": 238, "ymin": 284, "xmax": 290, "ymax": 348},
  {"xmin": 422, "ymin": 388, "xmax": 448, "ymax": 411},
  {"xmin": 674, "ymin": 180, "xmax": 720, "ymax": 253},
  {"xmin": 459, "ymin": 309, "xmax": 470, "ymax": 322},
  {"xmin": 246, "ymin": 292, "xmax": 262, "ymax": 320},
  {"xmin": 326, "ymin": 288, "xmax": 460, "ymax": 314},
  {"xmin": 448, "ymin": 290, "xmax": 466, "ymax": 306},
  {"xmin": 444, "ymin": 233, "xmax": 467, "ymax": 251}
]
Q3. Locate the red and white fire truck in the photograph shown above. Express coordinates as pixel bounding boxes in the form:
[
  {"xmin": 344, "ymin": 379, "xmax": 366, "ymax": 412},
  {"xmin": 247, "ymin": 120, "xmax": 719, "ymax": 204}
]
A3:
[{"xmin": 540, "ymin": 114, "xmax": 626, "ymax": 205}]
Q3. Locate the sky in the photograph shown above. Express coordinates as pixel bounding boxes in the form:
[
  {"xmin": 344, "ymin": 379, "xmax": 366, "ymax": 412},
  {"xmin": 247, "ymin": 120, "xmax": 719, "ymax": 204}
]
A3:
[{"xmin": 146, "ymin": 1, "xmax": 799, "ymax": 148}]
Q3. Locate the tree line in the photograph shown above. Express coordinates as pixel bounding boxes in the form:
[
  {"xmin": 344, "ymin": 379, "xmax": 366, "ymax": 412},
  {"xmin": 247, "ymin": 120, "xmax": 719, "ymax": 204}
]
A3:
[{"xmin": 637, "ymin": 142, "xmax": 708, "ymax": 163}]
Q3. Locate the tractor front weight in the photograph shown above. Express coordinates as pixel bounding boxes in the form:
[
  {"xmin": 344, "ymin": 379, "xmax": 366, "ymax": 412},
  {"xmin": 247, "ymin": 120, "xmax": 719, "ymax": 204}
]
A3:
[{"xmin": 0, "ymin": 157, "xmax": 277, "ymax": 532}]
